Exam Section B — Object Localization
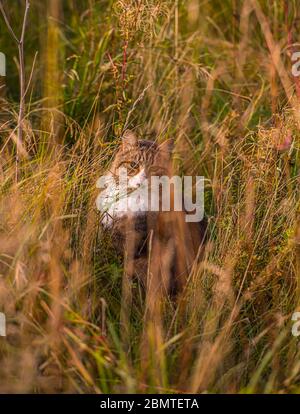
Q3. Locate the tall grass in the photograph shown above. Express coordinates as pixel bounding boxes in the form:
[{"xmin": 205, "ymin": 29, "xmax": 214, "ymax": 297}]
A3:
[{"xmin": 0, "ymin": 0, "xmax": 300, "ymax": 393}]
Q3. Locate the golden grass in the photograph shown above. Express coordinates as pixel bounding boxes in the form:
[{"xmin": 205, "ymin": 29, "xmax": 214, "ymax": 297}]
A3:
[{"xmin": 0, "ymin": 0, "xmax": 300, "ymax": 393}]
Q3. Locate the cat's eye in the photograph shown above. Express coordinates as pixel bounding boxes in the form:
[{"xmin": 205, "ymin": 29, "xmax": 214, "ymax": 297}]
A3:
[
  {"xmin": 119, "ymin": 161, "xmax": 139, "ymax": 172},
  {"xmin": 130, "ymin": 162, "xmax": 138, "ymax": 170},
  {"xmin": 127, "ymin": 162, "xmax": 138, "ymax": 170}
]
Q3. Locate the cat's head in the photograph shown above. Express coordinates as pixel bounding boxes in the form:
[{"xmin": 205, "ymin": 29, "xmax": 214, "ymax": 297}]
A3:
[
  {"xmin": 109, "ymin": 130, "xmax": 172, "ymax": 186},
  {"xmin": 98, "ymin": 130, "xmax": 174, "ymax": 227}
]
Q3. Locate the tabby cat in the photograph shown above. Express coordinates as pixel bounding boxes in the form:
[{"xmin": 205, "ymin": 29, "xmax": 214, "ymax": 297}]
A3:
[{"xmin": 98, "ymin": 130, "xmax": 207, "ymax": 294}]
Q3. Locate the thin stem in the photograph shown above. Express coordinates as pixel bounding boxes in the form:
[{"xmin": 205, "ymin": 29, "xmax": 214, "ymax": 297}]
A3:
[
  {"xmin": 0, "ymin": 0, "xmax": 30, "ymax": 180},
  {"xmin": 21, "ymin": 1, "xmax": 30, "ymax": 44},
  {"xmin": 0, "ymin": 2, "xmax": 19, "ymax": 44}
]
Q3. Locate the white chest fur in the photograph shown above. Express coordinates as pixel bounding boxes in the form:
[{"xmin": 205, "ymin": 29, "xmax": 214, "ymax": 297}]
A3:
[{"xmin": 96, "ymin": 168, "xmax": 148, "ymax": 228}]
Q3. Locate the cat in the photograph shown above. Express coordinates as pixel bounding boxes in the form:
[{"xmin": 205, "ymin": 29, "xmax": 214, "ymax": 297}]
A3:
[{"xmin": 97, "ymin": 129, "xmax": 207, "ymax": 294}]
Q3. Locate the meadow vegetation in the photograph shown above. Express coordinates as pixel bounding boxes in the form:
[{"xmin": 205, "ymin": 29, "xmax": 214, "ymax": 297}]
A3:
[{"xmin": 0, "ymin": 0, "xmax": 300, "ymax": 393}]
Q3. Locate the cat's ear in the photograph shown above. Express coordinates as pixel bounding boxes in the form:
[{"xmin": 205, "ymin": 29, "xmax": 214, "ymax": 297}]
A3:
[
  {"xmin": 159, "ymin": 139, "xmax": 174, "ymax": 156},
  {"xmin": 122, "ymin": 130, "xmax": 138, "ymax": 149}
]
